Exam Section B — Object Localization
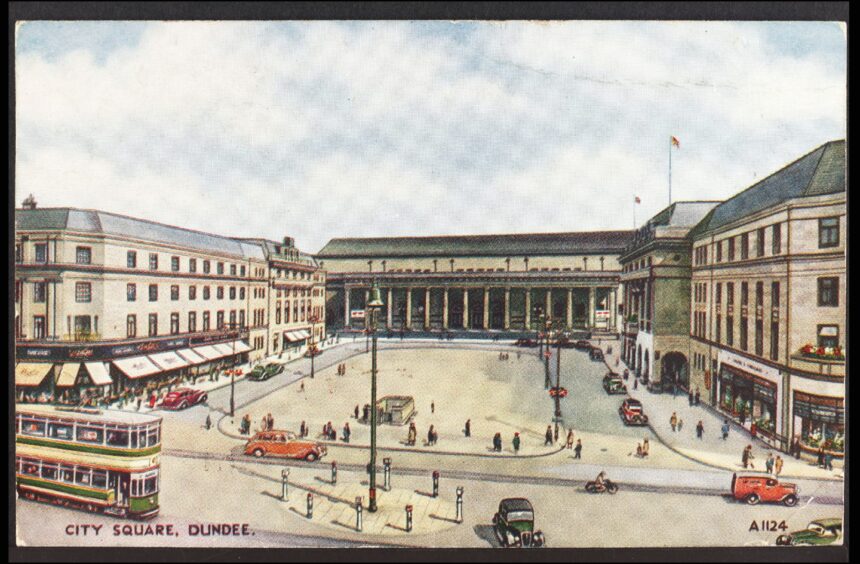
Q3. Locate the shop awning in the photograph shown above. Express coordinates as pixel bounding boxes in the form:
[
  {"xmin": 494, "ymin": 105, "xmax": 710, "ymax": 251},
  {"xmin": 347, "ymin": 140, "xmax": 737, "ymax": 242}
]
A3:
[
  {"xmin": 148, "ymin": 351, "xmax": 190, "ymax": 371},
  {"xmin": 295, "ymin": 330, "xmax": 311, "ymax": 340},
  {"xmin": 284, "ymin": 331, "xmax": 300, "ymax": 342},
  {"xmin": 192, "ymin": 345, "xmax": 225, "ymax": 361},
  {"xmin": 113, "ymin": 356, "xmax": 162, "ymax": 379},
  {"xmin": 15, "ymin": 363, "xmax": 54, "ymax": 387},
  {"xmin": 211, "ymin": 343, "xmax": 237, "ymax": 356},
  {"xmin": 56, "ymin": 363, "xmax": 81, "ymax": 387},
  {"xmin": 819, "ymin": 326, "xmax": 839, "ymax": 337},
  {"xmin": 230, "ymin": 340, "xmax": 252, "ymax": 354},
  {"xmin": 84, "ymin": 362, "xmax": 112, "ymax": 386},
  {"xmin": 176, "ymin": 348, "xmax": 207, "ymax": 364}
]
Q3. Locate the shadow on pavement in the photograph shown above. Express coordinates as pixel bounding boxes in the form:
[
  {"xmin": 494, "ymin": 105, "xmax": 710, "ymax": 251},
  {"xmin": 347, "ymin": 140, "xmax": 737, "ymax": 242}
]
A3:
[{"xmin": 473, "ymin": 524, "xmax": 500, "ymax": 547}]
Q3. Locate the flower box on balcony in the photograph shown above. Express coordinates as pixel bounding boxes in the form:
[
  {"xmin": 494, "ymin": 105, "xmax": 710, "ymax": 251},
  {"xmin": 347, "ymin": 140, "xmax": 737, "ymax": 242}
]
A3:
[{"xmin": 797, "ymin": 344, "xmax": 845, "ymax": 362}]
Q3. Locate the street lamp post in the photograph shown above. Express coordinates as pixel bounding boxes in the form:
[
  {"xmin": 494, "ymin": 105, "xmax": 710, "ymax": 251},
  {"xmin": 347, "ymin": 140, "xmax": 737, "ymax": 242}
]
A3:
[
  {"xmin": 226, "ymin": 321, "xmax": 239, "ymax": 418},
  {"xmin": 366, "ymin": 281, "xmax": 385, "ymax": 513},
  {"xmin": 543, "ymin": 317, "xmax": 552, "ymax": 389},
  {"xmin": 554, "ymin": 323, "xmax": 563, "ymax": 440},
  {"xmin": 309, "ymin": 315, "xmax": 319, "ymax": 379}
]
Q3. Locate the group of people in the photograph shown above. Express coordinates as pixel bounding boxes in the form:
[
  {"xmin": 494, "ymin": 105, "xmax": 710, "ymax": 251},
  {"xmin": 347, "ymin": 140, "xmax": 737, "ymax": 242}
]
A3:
[
  {"xmin": 687, "ymin": 387, "xmax": 702, "ymax": 406},
  {"xmin": 634, "ymin": 438, "xmax": 650, "ymax": 458},
  {"xmin": 669, "ymin": 412, "xmax": 684, "ymax": 432},
  {"xmin": 336, "ymin": 363, "xmax": 348, "ymax": 376},
  {"xmin": 497, "ymin": 352, "xmax": 512, "ymax": 361}
]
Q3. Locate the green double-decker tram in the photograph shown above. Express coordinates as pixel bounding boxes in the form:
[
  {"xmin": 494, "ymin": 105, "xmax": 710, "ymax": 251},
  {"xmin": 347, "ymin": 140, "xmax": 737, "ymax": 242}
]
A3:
[{"xmin": 15, "ymin": 404, "xmax": 162, "ymax": 519}]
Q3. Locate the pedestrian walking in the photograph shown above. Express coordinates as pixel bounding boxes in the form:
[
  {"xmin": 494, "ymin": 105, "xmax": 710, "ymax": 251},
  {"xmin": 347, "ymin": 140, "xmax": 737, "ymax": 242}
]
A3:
[
  {"xmin": 492, "ymin": 433, "xmax": 501, "ymax": 452},
  {"xmin": 544, "ymin": 425, "xmax": 554, "ymax": 446},
  {"xmin": 774, "ymin": 455, "xmax": 784, "ymax": 476},
  {"xmin": 721, "ymin": 419, "xmax": 730, "ymax": 440},
  {"xmin": 512, "ymin": 432, "xmax": 521, "ymax": 454},
  {"xmin": 739, "ymin": 410, "xmax": 747, "ymax": 426},
  {"xmin": 427, "ymin": 425, "xmax": 437, "ymax": 446},
  {"xmin": 573, "ymin": 439, "xmax": 582, "ymax": 459},
  {"xmin": 688, "ymin": 389, "xmax": 694, "ymax": 406},
  {"xmin": 407, "ymin": 422, "xmax": 417, "ymax": 446},
  {"xmin": 677, "ymin": 418, "xmax": 683, "ymax": 432},
  {"xmin": 566, "ymin": 429, "xmax": 575, "ymax": 449},
  {"xmin": 694, "ymin": 387, "xmax": 701, "ymax": 406},
  {"xmin": 765, "ymin": 453, "xmax": 775, "ymax": 475},
  {"xmin": 791, "ymin": 435, "xmax": 801, "ymax": 459},
  {"xmin": 241, "ymin": 414, "xmax": 251, "ymax": 435},
  {"xmin": 342, "ymin": 422, "xmax": 351, "ymax": 443},
  {"xmin": 825, "ymin": 451, "xmax": 834, "ymax": 471},
  {"xmin": 329, "ymin": 426, "xmax": 337, "ymax": 441},
  {"xmin": 354, "ymin": 405, "xmax": 359, "ymax": 419},
  {"xmin": 431, "ymin": 401, "xmax": 435, "ymax": 414},
  {"xmin": 267, "ymin": 413, "xmax": 274, "ymax": 430},
  {"xmin": 816, "ymin": 447, "xmax": 825, "ymax": 468},
  {"xmin": 300, "ymin": 420, "xmax": 307, "ymax": 438},
  {"xmin": 742, "ymin": 445, "xmax": 755, "ymax": 469},
  {"xmin": 696, "ymin": 420, "xmax": 704, "ymax": 439},
  {"xmin": 623, "ymin": 369, "xmax": 629, "ymax": 381},
  {"xmin": 670, "ymin": 412, "xmax": 678, "ymax": 432},
  {"xmin": 464, "ymin": 419, "xmax": 471, "ymax": 437},
  {"xmin": 642, "ymin": 438, "xmax": 650, "ymax": 457},
  {"xmin": 300, "ymin": 381, "xmax": 305, "ymax": 393},
  {"xmin": 204, "ymin": 413, "xmax": 212, "ymax": 430}
]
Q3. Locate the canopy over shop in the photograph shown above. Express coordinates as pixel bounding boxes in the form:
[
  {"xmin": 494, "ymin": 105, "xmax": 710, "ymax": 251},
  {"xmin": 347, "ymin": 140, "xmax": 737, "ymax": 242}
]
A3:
[
  {"xmin": 793, "ymin": 391, "xmax": 844, "ymax": 456},
  {"xmin": 718, "ymin": 363, "xmax": 778, "ymax": 437}
]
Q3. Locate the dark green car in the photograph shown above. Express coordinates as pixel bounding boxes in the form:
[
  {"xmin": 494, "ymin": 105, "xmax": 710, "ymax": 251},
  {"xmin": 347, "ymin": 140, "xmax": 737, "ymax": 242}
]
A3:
[
  {"xmin": 247, "ymin": 362, "xmax": 285, "ymax": 381},
  {"xmin": 776, "ymin": 519, "xmax": 842, "ymax": 546},
  {"xmin": 602, "ymin": 375, "xmax": 627, "ymax": 395},
  {"xmin": 492, "ymin": 498, "xmax": 545, "ymax": 548}
]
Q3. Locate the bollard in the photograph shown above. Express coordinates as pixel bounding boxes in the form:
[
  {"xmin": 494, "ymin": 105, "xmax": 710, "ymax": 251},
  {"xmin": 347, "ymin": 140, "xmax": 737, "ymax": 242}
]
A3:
[
  {"xmin": 281, "ymin": 469, "xmax": 289, "ymax": 501},
  {"xmin": 331, "ymin": 461, "xmax": 338, "ymax": 485},
  {"xmin": 383, "ymin": 458, "xmax": 392, "ymax": 491},
  {"xmin": 306, "ymin": 493, "xmax": 314, "ymax": 519},
  {"xmin": 432, "ymin": 470, "xmax": 440, "ymax": 497},
  {"xmin": 455, "ymin": 487, "xmax": 464, "ymax": 523},
  {"xmin": 405, "ymin": 504, "xmax": 413, "ymax": 532},
  {"xmin": 355, "ymin": 497, "xmax": 363, "ymax": 532}
]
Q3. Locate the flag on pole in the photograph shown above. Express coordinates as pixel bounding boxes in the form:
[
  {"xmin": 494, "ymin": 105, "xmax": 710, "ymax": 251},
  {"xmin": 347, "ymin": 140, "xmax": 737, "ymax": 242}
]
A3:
[
  {"xmin": 634, "ymin": 196, "xmax": 641, "ymax": 204},
  {"xmin": 671, "ymin": 136, "xmax": 680, "ymax": 148}
]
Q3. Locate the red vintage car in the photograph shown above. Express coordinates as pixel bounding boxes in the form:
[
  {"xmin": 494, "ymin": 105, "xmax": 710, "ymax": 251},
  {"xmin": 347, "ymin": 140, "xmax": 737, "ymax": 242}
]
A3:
[
  {"xmin": 618, "ymin": 398, "xmax": 648, "ymax": 426},
  {"xmin": 731, "ymin": 473, "xmax": 798, "ymax": 506},
  {"xmin": 159, "ymin": 387, "xmax": 208, "ymax": 410},
  {"xmin": 244, "ymin": 430, "xmax": 327, "ymax": 462}
]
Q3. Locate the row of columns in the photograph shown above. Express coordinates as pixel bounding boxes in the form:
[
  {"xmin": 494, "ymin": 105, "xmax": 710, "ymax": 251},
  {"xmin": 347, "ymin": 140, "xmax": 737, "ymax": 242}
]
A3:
[{"xmin": 343, "ymin": 286, "xmax": 617, "ymax": 331}]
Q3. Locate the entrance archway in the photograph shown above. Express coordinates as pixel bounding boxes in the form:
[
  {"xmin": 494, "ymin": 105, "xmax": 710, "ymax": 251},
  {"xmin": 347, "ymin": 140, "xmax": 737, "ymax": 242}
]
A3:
[{"xmin": 662, "ymin": 352, "xmax": 689, "ymax": 392}]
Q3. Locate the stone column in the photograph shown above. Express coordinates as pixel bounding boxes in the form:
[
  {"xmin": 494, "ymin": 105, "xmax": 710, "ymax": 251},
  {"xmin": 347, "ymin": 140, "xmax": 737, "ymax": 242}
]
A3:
[
  {"xmin": 566, "ymin": 288, "xmax": 573, "ymax": 329},
  {"xmin": 463, "ymin": 289, "xmax": 470, "ymax": 329},
  {"xmin": 424, "ymin": 288, "xmax": 431, "ymax": 330},
  {"xmin": 442, "ymin": 288, "xmax": 449, "ymax": 329},
  {"xmin": 545, "ymin": 289, "xmax": 552, "ymax": 321},
  {"xmin": 524, "ymin": 288, "xmax": 531, "ymax": 330},
  {"xmin": 503, "ymin": 288, "xmax": 511, "ymax": 330},
  {"xmin": 387, "ymin": 288, "xmax": 393, "ymax": 329},
  {"xmin": 344, "ymin": 287, "xmax": 351, "ymax": 328},
  {"xmin": 588, "ymin": 287, "xmax": 596, "ymax": 328},
  {"xmin": 405, "ymin": 288, "xmax": 412, "ymax": 329},
  {"xmin": 610, "ymin": 288, "xmax": 618, "ymax": 330},
  {"xmin": 483, "ymin": 287, "xmax": 490, "ymax": 329}
]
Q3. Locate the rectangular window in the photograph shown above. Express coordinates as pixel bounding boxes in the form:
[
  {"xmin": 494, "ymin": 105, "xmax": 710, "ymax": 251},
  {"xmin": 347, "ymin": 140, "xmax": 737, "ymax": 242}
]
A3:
[
  {"xmin": 240, "ymin": 265, "xmax": 246, "ymax": 277},
  {"xmin": 817, "ymin": 325, "xmax": 839, "ymax": 348},
  {"xmin": 715, "ymin": 314, "xmax": 722, "ymax": 343},
  {"xmin": 171, "ymin": 256, "xmax": 180, "ymax": 272},
  {"xmin": 127, "ymin": 283, "xmax": 136, "ymax": 302},
  {"xmin": 771, "ymin": 282, "xmax": 780, "ymax": 309},
  {"xmin": 239, "ymin": 287, "xmax": 245, "ymax": 300},
  {"xmin": 216, "ymin": 311, "xmax": 225, "ymax": 330},
  {"xmin": 819, "ymin": 217, "xmax": 839, "ymax": 248},
  {"xmin": 728, "ymin": 238, "xmax": 736, "ymax": 261},
  {"xmin": 818, "ymin": 277, "xmax": 839, "ymax": 307},
  {"xmin": 76, "ymin": 426, "xmax": 104, "ymax": 445},
  {"xmin": 239, "ymin": 310, "xmax": 245, "ymax": 328},
  {"xmin": 127, "ymin": 251, "xmax": 137, "ymax": 268},
  {"xmin": 203, "ymin": 286, "xmax": 210, "ymax": 300},
  {"xmin": 148, "ymin": 314, "xmax": 158, "ymax": 337},
  {"xmin": 149, "ymin": 253, "xmax": 158, "ymax": 270},
  {"xmin": 170, "ymin": 313, "xmax": 180, "ymax": 335},
  {"xmin": 35, "ymin": 243, "xmax": 48, "ymax": 263},
  {"xmin": 756, "ymin": 282, "xmax": 763, "ymax": 308},
  {"xmin": 127, "ymin": 314, "xmax": 137, "ymax": 338},
  {"xmin": 33, "ymin": 316, "xmax": 46, "ymax": 339},
  {"xmin": 755, "ymin": 319, "xmax": 763, "ymax": 356},
  {"xmin": 188, "ymin": 311, "xmax": 197, "ymax": 333},
  {"xmin": 189, "ymin": 258, "xmax": 197, "ymax": 273},
  {"xmin": 33, "ymin": 282, "xmax": 47, "ymax": 303},
  {"xmin": 203, "ymin": 260, "xmax": 211, "ymax": 274},
  {"xmin": 76, "ymin": 246, "xmax": 92, "ymax": 265},
  {"xmin": 770, "ymin": 321, "xmax": 779, "ymax": 361},
  {"xmin": 217, "ymin": 262, "xmax": 224, "ymax": 275},
  {"xmin": 15, "ymin": 244, "xmax": 22, "ymax": 263},
  {"xmin": 75, "ymin": 282, "xmax": 92, "ymax": 303},
  {"xmin": 772, "ymin": 223, "xmax": 781, "ymax": 254},
  {"xmin": 276, "ymin": 306, "xmax": 282, "ymax": 324},
  {"xmin": 741, "ymin": 233, "xmax": 749, "ymax": 259},
  {"xmin": 189, "ymin": 286, "xmax": 197, "ymax": 300},
  {"xmin": 229, "ymin": 310, "xmax": 236, "ymax": 326},
  {"xmin": 149, "ymin": 284, "xmax": 158, "ymax": 302},
  {"xmin": 740, "ymin": 317, "xmax": 748, "ymax": 351},
  {"xmin": 217, "ymin": 286, "xmax": 224, "ymax": 300},
  {"xmin": 716, "ymin": 241, "xmax": 723, "ymax": 262},
  {"xmin": 285, "ymin": 301, "xmax": 291, "ymax": 323},
  {"xmin": 756, "ymin": 228, "xmax": 765, "ymax": 257},
  {"xmin": 170, "ymin": 285, "xmax": 179, "ymax": 301},
  {"xmin": 230, "ymin": 264, "xmax": 237, "ymax": 276},
  {"xmin": 203, "ymin": 311, "xmax": 210, "ymax": 331},
  {"xmin": 229, "ymin": 287, "xmax": 236, "ymax": 300}
]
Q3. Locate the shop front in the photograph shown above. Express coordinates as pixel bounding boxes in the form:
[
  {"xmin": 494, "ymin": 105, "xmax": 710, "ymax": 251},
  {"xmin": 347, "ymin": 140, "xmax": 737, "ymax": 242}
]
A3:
[
  {"xmin": 15, "ymin": 363, "xmax": 56, "ymax": 403},
  {"xmin": 717, "ymin": 363, "xmax": 778, "ymax": 438},
  {"xmin": 53, "ymin": 362, "xmax": 113, "ymax": 406},
  {"xmin": 793, "ymin": 391, "xmax": 844, "ymax": 458}
]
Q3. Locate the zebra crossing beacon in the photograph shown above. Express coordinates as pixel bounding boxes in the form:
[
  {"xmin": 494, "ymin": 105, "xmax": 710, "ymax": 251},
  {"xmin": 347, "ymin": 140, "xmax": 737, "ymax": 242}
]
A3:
[{"xmin": 15, "ymin": 404, "xmax": 162, "ymax": 519}]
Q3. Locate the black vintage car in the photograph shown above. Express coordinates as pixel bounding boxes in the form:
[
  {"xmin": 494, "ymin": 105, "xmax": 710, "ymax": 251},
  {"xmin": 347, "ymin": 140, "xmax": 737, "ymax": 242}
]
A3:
[
  {"xmin": 514, "ymin": 338, "xmax": 539, "ymax": 348},
  {"xmin": 492, "ymin": 498, "xmax": 545, "ymax": 548},
  {"xmin": 589, "ymin": 348, "xmax": 604, "ymax": 361}
]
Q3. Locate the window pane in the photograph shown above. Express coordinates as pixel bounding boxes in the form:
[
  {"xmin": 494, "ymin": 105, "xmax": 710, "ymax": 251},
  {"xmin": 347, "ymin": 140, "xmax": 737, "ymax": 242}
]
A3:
[
  {"xmin": 76, "ymin": 426, "xmax": 104, "ymax": 444},
  {"xmin": 48, "ymin": 422, "xmax": 74, "ymax": 440}
]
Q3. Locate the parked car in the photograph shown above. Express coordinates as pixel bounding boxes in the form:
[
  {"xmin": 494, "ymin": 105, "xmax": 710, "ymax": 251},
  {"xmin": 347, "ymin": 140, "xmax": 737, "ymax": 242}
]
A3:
[
  {"xmin": 244, "ymin": 430, "xmax": 327, "ymax": 461},
  {"xmin": 602, "ymin": 375, "xmax": 627, "ymax": 395},
  {"xmin": 573, "ymin": 340, "xmax": 592, "ymax": 350},
  {"xmin": 589, "ymin": 348, "xmax": 604, "ymax": 361},
  {"xmin": 159, "ymin": 388, "xmax": 207, "ymax": 410},
  {"xmin": 618, "ymin": 398, "xmax": 648, "ymax": 426},
  {"xmin": 776, "ymin": 518, "xmax": 841, "ymax": 545},
  {"xmin": 247, "ymin": 362, "xmax": 285, "ymax": 381},
  {"xmin": 731, "ymin": 473, "xmax": 798, "ymax": 506},
  {"xmin": 492, "ymin": 498, "xmax": 545, "ymax": 548},
  {"xmin": 514, "ymin": 338, "xmax": 538, "ymax": 348}
]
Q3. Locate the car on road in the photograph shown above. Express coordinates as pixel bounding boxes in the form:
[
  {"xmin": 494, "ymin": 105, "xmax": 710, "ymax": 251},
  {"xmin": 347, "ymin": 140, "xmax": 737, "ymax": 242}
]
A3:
[
  {"xmin": 514, "ymin": 338, "xmax": 538, "ymax": 348},
  {"xmin": 247, "ymin": 362, "xmax": 285, "ymax": 381},
  {"xmin": 492, "ymin": 498, "xmax": 545, "ymax": 548},
  {"xmin": 244, "ymin": 430, "xmax": 327, "ymax": 461},
  {"xmin": 589, "ymin": 348, "xmax": 604, "ymax": 361},
  {"xmin": 776, "ymin": 518, "xmax": 841, "ymax": 546},
  {"xmin": 731, "ymin": 473, "xmax": 798, "ymax": 506},
  {"xmin": 304, "ymin": 346, "xmax": 323, "ymax": 358},
  {"xmin": 573, "ymin": 340, "xmax": 592, "ymax": 350},
  {"xmin": 159, "ymin": 388, "xmax": 207, "ymax": 410},
  {"xmin": 602, "ymin": 375, "xmax": 627, "ymax": 395},
  {"xmin": 618, "ymin": 398, "xmax": 648, "ymax": 426}
]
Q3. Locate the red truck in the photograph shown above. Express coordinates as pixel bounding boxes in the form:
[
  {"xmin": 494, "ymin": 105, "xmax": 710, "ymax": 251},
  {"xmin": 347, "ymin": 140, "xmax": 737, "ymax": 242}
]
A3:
[{"xmin": 731, "ymin": 473, "xmax": 798, "ymax": 506}]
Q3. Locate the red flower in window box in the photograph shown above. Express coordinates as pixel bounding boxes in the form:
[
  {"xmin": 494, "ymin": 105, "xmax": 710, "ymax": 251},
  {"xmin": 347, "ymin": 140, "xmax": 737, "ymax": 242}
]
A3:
[
  {"xmin": 817, "ymin": 346, "xmax": 826, "ymax": 356},
  {"xmin": 801, "ymin": 344, "xmax": 815, "ymax": 355}
]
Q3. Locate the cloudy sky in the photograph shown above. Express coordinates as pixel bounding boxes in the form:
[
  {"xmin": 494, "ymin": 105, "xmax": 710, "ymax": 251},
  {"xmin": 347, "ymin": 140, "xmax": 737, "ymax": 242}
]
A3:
[{"xmin": 15, "ymin": 21, "xmax": 846, "ymax": 253}]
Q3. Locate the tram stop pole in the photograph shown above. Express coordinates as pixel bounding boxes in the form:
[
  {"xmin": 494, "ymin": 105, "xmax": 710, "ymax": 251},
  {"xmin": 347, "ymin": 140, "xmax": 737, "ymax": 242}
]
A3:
[
  {"xmin": 383, "ymin": 458, "xmax": 392, "ymax": 491},
  {"xmin": 355, "ymin": 497, "xmax": 363, "ymax": 532},
  {"xmin": 405, "ymin": 504, "xmax": 413, "ymax": 532},
  {"xmin": 331, "ymin": 461, "xmax": 337, "ymax": 485},
  {"xmin": 281, "ymin": 469, "xmax": 289, "ymax": 501},
  {"xmin": 306, "ymin": 493, "xmax": 314, "ymax": 519},
  {"xmin": 455, "ymin": 487, "xmax": 464, "ymax": 523},
  {"xmin": 432, "ymin": 470, "xmax": 440, "ymax": 497}
]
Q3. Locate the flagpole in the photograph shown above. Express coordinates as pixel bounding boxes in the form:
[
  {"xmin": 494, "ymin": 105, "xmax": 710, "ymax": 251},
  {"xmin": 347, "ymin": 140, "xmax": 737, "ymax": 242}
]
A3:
[{"xmin": 669, "ymin": 136, "xmax": 673, "ymax": 206}]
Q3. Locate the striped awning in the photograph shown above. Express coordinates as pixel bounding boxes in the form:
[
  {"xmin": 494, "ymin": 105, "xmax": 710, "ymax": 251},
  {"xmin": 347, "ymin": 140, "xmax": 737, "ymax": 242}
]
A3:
[
  {"xmin": 295, "ymin": 330, "xmax": 311, "ymax": 340},
  {"xmin": 211, "ymin": 343, "xmax": 236, "ymax": 356},
  {"xmin": 84, "ymin": 362, "xmax": 112, "ymax": 386},
  {"xmin": 284, "ymin": 331, "xmax": 300, "ymax": 342},
  {"xmin": 56, "ymin": 363, "xmax": 81, "ymax": 387},
  {"xmin": 192, "ymin": 345, "xmax": 224, "ymax": 361},
  {"xmin": 148, "ymin": 351, "xmax": 190, "ymax": 371},
  {"xmin": 230, "ymin": 340, "xmax": 252, "ymax": 353},
  {"xmin": 113, "ymin": 356, "xmax": 162, "ymax": 379},
  {"xmin": 176, "ymin": 348, "xmax": 207, "ymax": 364},
  {"xmin": 15, "ymin": 363, "xmax": 54, "ymax": 387}
]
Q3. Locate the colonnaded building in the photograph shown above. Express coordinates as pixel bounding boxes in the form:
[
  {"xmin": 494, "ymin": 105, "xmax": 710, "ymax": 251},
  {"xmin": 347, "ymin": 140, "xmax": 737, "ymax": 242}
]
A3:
[{"xmin": 316, "ymin": 231, "xmax": 634, "ymax": 334}]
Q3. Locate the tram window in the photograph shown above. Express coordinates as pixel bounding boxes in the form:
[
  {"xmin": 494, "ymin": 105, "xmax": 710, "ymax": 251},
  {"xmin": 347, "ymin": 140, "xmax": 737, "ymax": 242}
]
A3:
[
  {"xmin": 76, "ymin": 426, "xmax": 104, "ymax": 444},
  {"xmin": 21, "ymin": 419, "xmax": 46, "ymax": 437},
  {"xmin": 106, "ymin": 430, "xmax": 129, "ymax": 447},
  {"xmin": 146, "ymin": 427, "xmax": 159, "ymax": 447},
  {"xmin": 60, "ymin": 465, "xmax": 75, "ymax": 483},
  {"xmin": 48, "ymin": 423, "xmax": 74, "ymax": 440},
  {"xmin": 75, "ymin": 469, "xmax": 92, "ymax": 486},
  {"xmin": 41, "ymin": 463, "xmax": 58, "ymax": 481},
  {"xmin": 22, "ymin": 462, "xmax": 40, "ymax": 476},
  {"xmin": 92, "ymin": 470, "xmax": 108, "ymax": 489},
  {"xmin": 130, "ymin": 431, "xmax": 138, "ymax": 448},
  {"xmin": 143, "ymin": 475, "xmax": 158, "ymax": 495},
  {"xmin": 131, "ymin": 480, "xmax": 139, "ymax": 496}
]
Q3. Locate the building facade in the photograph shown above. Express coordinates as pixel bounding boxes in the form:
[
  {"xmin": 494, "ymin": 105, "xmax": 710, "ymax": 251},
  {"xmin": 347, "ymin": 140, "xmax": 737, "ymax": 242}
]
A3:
[
  {"xmin": 687, "ymin": 140, "xmax": 845, "ymax": 455},
  {"xmin": 14, "ymin": 204, "xmax": 325, "ymax": 403},
  {"xmin": 620, "ymin": 201, "xmax": 719, "ymax": 391},
  {"xmin": 316, "ymin": 232, "xmax": 633, "ymax": 334}
]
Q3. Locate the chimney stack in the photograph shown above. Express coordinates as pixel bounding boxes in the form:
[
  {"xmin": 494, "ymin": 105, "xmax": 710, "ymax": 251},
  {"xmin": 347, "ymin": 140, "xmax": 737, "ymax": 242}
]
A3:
[{"xmin": 22, "ymin": 194, "xmax": 37, "ymax": 210}]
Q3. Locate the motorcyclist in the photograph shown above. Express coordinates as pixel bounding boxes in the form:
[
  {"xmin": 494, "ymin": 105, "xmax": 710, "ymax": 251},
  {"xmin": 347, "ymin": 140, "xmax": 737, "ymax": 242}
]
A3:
[{"xmin": 594, "ymin": 471, "xmax": 608, "ymax": 492}]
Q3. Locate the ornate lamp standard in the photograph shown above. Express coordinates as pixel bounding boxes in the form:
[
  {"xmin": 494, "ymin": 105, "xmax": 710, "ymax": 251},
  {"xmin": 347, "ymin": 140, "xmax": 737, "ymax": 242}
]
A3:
[
  {"xmin": 365, "ymin": 281, "xmax": 385, "ymax": 513},
  {"xmin": 309, "ymin": 314, "xmax": 320, "ymax": 379},
  {"xmin": 541, "ymin": 315, "xmax": 552, "ymax": 389},
  {"xmin": 554, "ymin": 319, "xmax": 563, "ymax": 440},
  {"xmin": 224, "ymin": 321, "xmax": 240, "ymax": 418}
]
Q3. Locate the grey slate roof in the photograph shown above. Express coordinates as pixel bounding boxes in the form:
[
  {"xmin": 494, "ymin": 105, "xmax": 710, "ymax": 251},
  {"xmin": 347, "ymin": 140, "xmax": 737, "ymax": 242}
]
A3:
[
  {"xmin": 16, "ymin": 208, "xmax": 265, "ymax": 260},
  {"xmin": 647, "ymin": 201, "xmax": 721, "ymax": 229},
  {"xmin": 317, "ymin": 231, "xmax": 635, "ymax": 258},
  {"xmin": 696, "ymin": 140, "xmax": 845, "ymax": 233}
]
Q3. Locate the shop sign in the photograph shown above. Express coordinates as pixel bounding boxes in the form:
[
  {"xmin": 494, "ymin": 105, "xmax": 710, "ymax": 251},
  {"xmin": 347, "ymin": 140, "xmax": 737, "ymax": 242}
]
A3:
[
  {"xmin": 351, "ymin": 310, "xmax": 366, "ymax": 319},
  {"xmin": 718, "ymin": 350, "xmax": 780, "ymax": 383}
]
